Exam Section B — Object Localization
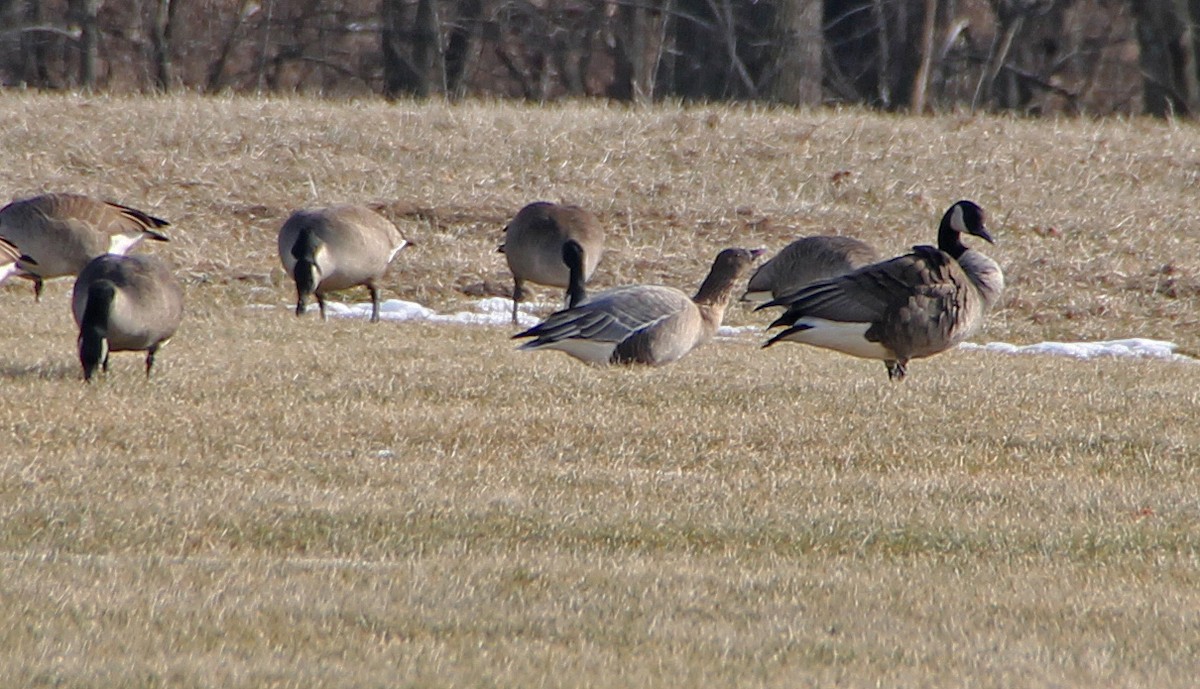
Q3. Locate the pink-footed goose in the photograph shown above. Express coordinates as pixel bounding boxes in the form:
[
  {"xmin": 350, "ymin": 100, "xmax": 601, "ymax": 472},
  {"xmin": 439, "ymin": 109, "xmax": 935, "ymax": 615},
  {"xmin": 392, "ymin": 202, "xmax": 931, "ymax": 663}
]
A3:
[{"xmin": 515, "ymin": 247, "xmax": 763, "ymax": 366}]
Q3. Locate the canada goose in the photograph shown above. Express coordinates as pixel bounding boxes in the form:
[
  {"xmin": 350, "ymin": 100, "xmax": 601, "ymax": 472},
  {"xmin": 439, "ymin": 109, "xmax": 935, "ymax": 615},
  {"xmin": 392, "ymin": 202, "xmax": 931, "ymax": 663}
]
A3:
[
  {"xmin": 761, "ymin": 200, "xmax": 1004, "ymax": 380},
  {"xmin": 499, "ymin": 201, "xmax": 605, "ymax": 324},
  {"xmin": 277, "ymin": 205, "xmax": 408, "ymax": 323},
  {"xmin": 72, "ymin": 254, "xmax": 184, "ymax": 382},
  {"xmin": 0, "ymin": 236, "xmax": 36, "ymax": 283},
  {"xmin": 741, "ymin": 235, "xmax": 879, "ymax": 303},
  {"xmin": 514, "ymin": 247, "xmax": 763, "ymax": 366},
  {"xmin": 0, "ymin": 193, "xmax": 169, "ymax": 300}
]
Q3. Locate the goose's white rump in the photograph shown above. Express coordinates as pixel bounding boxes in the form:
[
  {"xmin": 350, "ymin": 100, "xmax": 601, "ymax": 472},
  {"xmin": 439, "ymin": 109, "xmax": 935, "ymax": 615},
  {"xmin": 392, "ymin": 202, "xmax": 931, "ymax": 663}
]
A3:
[{"xmin": 771, "ymin": 318, "xmax": 893, "ymax": 360}]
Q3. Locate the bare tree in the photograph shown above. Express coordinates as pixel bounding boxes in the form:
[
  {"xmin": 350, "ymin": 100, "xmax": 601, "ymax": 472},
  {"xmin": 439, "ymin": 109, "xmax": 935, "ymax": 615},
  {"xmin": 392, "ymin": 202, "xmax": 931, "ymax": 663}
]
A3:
[
  {"xmin": 14, "ymin": 0, "xmax": 54, "ymax": 87},
  {"xmin": 444, "ymin": 0, "xmax": 483, "ymax": 97},
  {"xmin": 382, "ymin": 0, "xmax": 440, "ymax": 98},
  {"xmin": 1130, "ymin": 0, "xmax": 1200, "ymax": 116},
  {"xmin": 770, "ymin": 0, "xmax": 822, "ymax": 106},
  {"xmin": 911, "ymin": 0, "xmax": 938, "ymax": 112},
  {"xmin": 611, "ymin": 0, "xmax": 650, "ymax": 102},
  {"xmin": 670, "ymin": 0, "xmax": 712, "ymax": 99},
  {"xmin": 972, "ymin": 0, "xmax": 1054, "ymax": 111},
  {"xmin": 871, "ymin": 0, "xmax": 891, "ymax": 107},
  {"xmin": 412, "ymin": 0, "xmax": 440, "ymax": 96},
  {"xmin": 150, "ymin": 0, "xmax": 177, "ymax": 91},
  {"xmin": 68, "ymin": 0, "xmax": 100, "ymax": 88},
  {"xmin": 382, "ymin": 0, "xmax": 417, "ymax": 97},
  {"xmin": 207, "ymin": 2, "xmax": 252, "ymax": 93}
]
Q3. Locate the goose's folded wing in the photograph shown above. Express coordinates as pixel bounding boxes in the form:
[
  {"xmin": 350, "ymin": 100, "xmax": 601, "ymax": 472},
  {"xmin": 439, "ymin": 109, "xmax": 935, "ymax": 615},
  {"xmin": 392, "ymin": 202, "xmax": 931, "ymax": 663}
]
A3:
[
  {"xmin": 515, "ymin": 286, "xmax": 688, "ymax": 345},
  {"xmin": 767, "ymin": 247, "xmax": 955, "ymax": 327}
]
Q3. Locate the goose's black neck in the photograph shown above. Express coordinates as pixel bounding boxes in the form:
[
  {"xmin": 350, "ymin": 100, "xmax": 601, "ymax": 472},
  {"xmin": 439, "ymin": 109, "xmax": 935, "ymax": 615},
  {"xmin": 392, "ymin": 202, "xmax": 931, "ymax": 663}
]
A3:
[
  {"xmin": 293, "ymin": 258, "xmax": 317, "ymax": 300},
  {"xmin": 291, "ymin": 227, "xmax": 320, "ymax": 304},
  {"xmin": 562, "ymin": 239, "xmax": 587, "ymax": 308},
  {"xmin": 79, "ymin": 280, "xmax": 115, "ymax": 381},
  {"xmin": 937, "ymin": 210, "xmax": 968, "ymax": 259},
  {"xmin": 291, "ymin": 226, "xmax": 320, "ymax": 262}
]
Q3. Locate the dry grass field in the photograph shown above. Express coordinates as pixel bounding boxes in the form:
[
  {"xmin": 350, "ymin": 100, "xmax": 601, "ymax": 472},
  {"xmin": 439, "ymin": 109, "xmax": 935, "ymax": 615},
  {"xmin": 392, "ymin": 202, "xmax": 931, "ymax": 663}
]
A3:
[{"xmin": 1, "ymin": 93, "xmax": 1199, "ymax": 687}]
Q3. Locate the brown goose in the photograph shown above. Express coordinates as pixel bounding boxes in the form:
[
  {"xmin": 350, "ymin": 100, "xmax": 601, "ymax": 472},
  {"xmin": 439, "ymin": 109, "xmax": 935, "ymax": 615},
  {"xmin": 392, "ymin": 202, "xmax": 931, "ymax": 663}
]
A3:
[
  {"xmin": 499, "ymin": 201, "xmax": 605, "ymax": 324},
  {"xmin": 72, "ymin": 254, "xmax": 184, "ymax": 382},
  {"xmin": 277, "ymin": 205, "xmax": 408, "ymax": 323},
  {"xmin": 515, "ymin": 247, "xmax": 763, "ymax": 366},
  {"xmin": 0, "ymin": 193, "xmax": 170, "ymax": 300},
  {"xmin": 741, "ymin": 235, "xmax": 879, "ymax": 303},
  {"xmin": 761, "ymin": 200, "xmax": 1004, "ymax": 380}
]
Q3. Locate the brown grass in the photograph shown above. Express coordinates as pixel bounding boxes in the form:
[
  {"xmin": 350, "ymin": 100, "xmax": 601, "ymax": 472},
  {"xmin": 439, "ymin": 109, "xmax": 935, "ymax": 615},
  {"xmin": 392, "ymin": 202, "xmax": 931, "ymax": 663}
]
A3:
[{"xmin": 1, "ymin": 93, "xmax": 1199, "ymax": 688}]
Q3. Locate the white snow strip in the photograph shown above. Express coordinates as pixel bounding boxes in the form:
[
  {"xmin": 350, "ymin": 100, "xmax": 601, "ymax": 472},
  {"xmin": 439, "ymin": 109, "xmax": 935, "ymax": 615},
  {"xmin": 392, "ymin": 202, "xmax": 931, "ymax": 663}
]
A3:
[
  {"xmin": 282, "ymin": 297, "xmax": 543, "ymax": 328},
  {"xmin": 255, "ymin": 299, "xmax": 1194, "ymax": 364},
  {"xmin": 716, "ymin": 324, "xmax": 760, "ymax": 338},
  {"xmin": 958, "ymin": 338, "xmax": 1194, "ymax": 363}
]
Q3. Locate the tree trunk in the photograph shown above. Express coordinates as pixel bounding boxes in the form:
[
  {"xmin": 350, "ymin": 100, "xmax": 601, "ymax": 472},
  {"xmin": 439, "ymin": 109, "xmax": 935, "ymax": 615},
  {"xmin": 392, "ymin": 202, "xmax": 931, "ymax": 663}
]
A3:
[
  {"xmin": 69, "ymin": 0, "xmax": 100, "ymax": 89},
  {"xmin": 972, "ymin": 4, "xmax": 1024, "ymax": 111},
  {"xmin": 770, "ymin": 0, "xmax": 823, "ymax": 106},
  {"xmin": 611, "ymin": 0, "xmax": 649, "ymax": 102},
  {"xmin": 872, "ymin": 0, "xmax": 891, "ymax": 107},
  {"xmin": 672, "ymin": 0, "xmax": 713, "ymax": 99},
  {"xmin": 412, "ymin": 0, "xmax": 439, "ymax": 97},
  {"xmin": 654, "ymin": 0, "xmax": 678, "ymax": 97},
  {"xmin": 381, "ymin": 0, "xmax": 417, "ymax": 98},
  {"xmin": 19, "ymin": 0, "xmax": 52, "ymax": 87},
  {"xmin": 254, "ymin": 0, "xmax": 274, "ymax": 92},
  {"xmin": 150, "ymin": 0, "xmax": 176, "ymax": 92},
  {"xmin": 1130, "ymin": 0, "xmax": 1200, "ymax": 116},
  {"xmin": 206, "ymin": 4, "xmax": 248, "ymax": 93},
  {"xmin": 444, "ymin": 0, "xmax": 482, "ymax": 97},
  {"xmin": 910, "ymin": 0, "xmax": 938, "ymax": 112}
]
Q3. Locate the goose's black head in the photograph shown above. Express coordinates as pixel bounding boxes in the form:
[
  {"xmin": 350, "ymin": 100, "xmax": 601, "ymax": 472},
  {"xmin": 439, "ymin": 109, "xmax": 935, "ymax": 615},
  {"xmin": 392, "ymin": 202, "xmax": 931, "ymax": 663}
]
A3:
[
  {"xmin": 948, "ymin": 200, "xmax": 991, "ymax": 241},
  {"xmin": 938, "ymin": 200, "xmax": 992, "ymax": 257}
]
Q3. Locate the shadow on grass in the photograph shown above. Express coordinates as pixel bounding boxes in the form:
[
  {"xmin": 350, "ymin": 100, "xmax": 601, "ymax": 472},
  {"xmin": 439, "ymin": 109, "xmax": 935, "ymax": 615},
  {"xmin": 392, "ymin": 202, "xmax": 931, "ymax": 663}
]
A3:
[{"xmin": 0, "ymin": 360, "xmax": 80, "ymax": 382}]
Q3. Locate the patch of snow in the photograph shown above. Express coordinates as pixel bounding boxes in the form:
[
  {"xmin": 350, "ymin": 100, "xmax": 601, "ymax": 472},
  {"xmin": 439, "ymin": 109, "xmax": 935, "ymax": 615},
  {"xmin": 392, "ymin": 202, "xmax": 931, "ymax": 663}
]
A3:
[
  {"xmin": 959, "ymin": 338, "xmax": 1193, "ymax": 363},
  {"xmin": 287, "ymin": 297, "xmax": 542, "ymax": 328},
  {"xmin": 323, "ymin": 299, "xmax": 435, "ymax": 322},
  {"xmin": 716, "ymin": 324, "xmax": 760, "ymax": 338}
]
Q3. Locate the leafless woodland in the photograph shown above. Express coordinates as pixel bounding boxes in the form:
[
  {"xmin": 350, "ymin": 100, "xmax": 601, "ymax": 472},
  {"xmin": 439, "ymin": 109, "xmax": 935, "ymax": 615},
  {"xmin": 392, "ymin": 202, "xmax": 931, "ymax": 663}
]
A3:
[{"xmin": 0, "ymin": 1, "xmax": 1196, "ymax": 116}]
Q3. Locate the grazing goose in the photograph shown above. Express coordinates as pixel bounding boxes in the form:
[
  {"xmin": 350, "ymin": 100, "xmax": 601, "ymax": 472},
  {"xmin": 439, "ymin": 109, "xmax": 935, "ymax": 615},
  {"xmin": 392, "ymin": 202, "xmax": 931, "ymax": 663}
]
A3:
[
  {"xmin": 277, "ymin": 205, "xmax": 408, "ymax": 323},
  {"xmin": 514, "ymin": 247, "xmax": 763, "ymax": 366},
  {"xmin": 0, "ymin": 193, "xmax": 170, "ymax": 300},
  {"xmin": 0, "ymin": 236, "xmax": 36, "ymax": 283},
  {"xmin": 499, "ymin": 201, "xmax": 605, "ymax": 324},
  {"xmin": 761, "ymin": 200, "xmax": 1004, "ymax": 381},
  {"xmin": 741, "ymin": 235, "xmax": 879, "ymax": 303},
  {"xmin": 72, "ymin": 254, "xmax": 184, "ymax": 382}
]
